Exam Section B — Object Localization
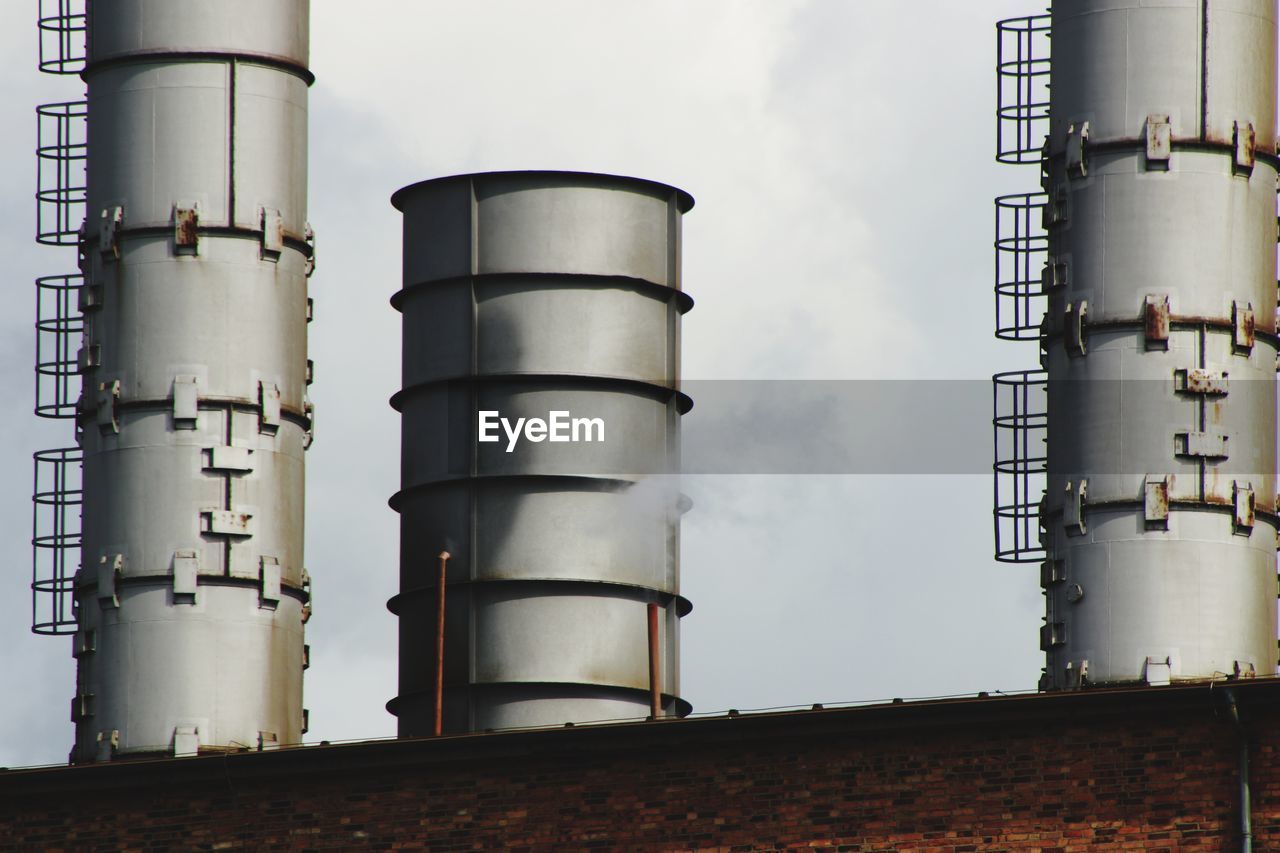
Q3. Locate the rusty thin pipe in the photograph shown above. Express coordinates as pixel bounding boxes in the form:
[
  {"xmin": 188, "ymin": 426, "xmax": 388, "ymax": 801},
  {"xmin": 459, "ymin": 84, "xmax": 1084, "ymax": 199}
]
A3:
[
  {"xmin": 647, "ymin": 602, "xmax": 661, "ymax": 719},
  {"xmin": 434, "ymin": 551, "xmax": 450, "ymax": 737}
]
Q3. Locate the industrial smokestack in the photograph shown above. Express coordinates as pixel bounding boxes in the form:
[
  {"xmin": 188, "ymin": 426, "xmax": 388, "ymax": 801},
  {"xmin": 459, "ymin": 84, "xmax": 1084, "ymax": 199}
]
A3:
[
  {"xmin": 994, "ymin": 0, "xmax": 1278, "ymax": 688},
  {"xmin": 38, "ymin": 0, "xmax": 317, "ymax": 762},
  {"xmin": 388, "ymin": 171, "xmax": 693, "ymax": 733}
]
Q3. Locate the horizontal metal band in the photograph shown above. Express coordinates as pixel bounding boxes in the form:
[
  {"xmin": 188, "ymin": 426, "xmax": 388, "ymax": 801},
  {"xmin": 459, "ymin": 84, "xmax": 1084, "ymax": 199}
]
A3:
[
  {"xmin": 1045, "ymin": 137, "xmax": 1280, "ymax": 170},
  {"xmin": 74, "ymin": 572, "xmax": 309, "ymax": 599},
  {"xmin": 392, "ymin": 272, "xmax": 694, "ymax": 314},
  {"xmin": 1042, "ymin": 319, "xmax": 1280, "ymax": 348},
  {"xmin": 386, "ymin": 682, "xmax": 694, "ymax": 722},
  {"xmin": 1044, "ymin": 498, "xmax": 1279, "ymax": 527},
  {"xmin": 388, "ymin": 578, "xmax": 693, "ymax": 617},
  {"xmin": 391, "ymin": 371, "xmax": 693, "ymax": 415},
  {"xmin": 88, "ymin": 225, "xmax": 314, "ymax": 257},
  {"xmin": 77, "ymin": 398, "xmax": 310, "ymax": 430},
  {"xmin": 85, "ymin": 51, "xmax": 314, "ymax": 85},
  {"xmin": 391, "ymin": 474, "xmax": 692, "ymax": 512}
]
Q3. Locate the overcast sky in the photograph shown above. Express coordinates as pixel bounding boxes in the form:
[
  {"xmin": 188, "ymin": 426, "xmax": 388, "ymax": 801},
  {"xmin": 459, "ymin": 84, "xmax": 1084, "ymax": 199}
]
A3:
[{"xmin": 0, "ymin": 0, "xmax": 1046, "ymax": 768}]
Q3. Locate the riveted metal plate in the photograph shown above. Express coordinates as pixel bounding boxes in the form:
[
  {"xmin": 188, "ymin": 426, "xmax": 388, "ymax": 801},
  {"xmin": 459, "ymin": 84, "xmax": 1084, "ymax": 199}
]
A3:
[
  {"xmin": 206, "ymin": 446, "xmax": 255, "ymax": 472},
  {"xmin": 1176, "ymin": 431, "xmax": 1229, "ymax": 459},
  {"xmin": 1176, "ymin": 368, "xmax": 1228, "ymax": 396},
  {"xmin": 202, "ymin": 510, "xmax": 254, "ymax": 537}
]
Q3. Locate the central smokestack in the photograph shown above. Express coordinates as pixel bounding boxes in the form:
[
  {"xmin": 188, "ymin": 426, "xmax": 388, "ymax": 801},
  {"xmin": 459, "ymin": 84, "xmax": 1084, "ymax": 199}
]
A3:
[{"xmin": 388, "ymin": 171, "xmax": 694, "ymax": 733}]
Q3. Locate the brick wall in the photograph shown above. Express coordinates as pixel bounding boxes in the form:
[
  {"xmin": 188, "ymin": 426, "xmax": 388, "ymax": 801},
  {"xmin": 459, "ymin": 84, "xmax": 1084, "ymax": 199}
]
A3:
[{"xmin": 2, "ymin": 681, "xmax": 1277, "ymax": 851}]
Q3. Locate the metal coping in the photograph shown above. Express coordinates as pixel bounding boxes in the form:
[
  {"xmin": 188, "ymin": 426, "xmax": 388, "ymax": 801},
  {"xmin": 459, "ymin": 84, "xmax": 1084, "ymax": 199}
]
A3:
[
  {"xmin": 390, "ymin": 170, "xmax": 695, "ymax": 214},
  {"xmin": 5, "ymin": 677, "xmax": 1280, "ymax": 782}
]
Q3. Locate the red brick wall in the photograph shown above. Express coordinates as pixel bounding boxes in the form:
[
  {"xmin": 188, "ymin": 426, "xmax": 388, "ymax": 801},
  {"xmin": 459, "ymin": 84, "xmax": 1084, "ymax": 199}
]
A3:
[{"xmin": 2, "ymin": 685, "xmax": 1276, "ymax": 851}]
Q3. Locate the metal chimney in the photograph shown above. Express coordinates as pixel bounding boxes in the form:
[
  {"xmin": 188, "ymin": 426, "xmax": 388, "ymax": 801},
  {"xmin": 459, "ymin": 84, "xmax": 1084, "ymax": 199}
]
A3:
[
  {"xmin": 994, "ymin": 1, "xmax": 1278, "ymax": 688},
  {"xmin": 389, "ymin": 171, "xmax": 693, "ymax": 733},
  {"xmin": 33, "ymin": 0, "xmax": 316, "ymax": 762}
]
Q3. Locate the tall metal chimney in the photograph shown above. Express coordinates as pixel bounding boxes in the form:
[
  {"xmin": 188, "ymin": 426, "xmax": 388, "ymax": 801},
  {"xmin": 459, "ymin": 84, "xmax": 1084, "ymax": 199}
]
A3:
[
  {"xmin": 33, "ymin": 0, "xmax": 316, "ymax": 762},
  {"xmin": 389, "ymin": 171, "xmax": 693, "ymax": 733},
  {"xmin": 994, "ymin": 1, "xmax": 1278, "ymax": 688}
]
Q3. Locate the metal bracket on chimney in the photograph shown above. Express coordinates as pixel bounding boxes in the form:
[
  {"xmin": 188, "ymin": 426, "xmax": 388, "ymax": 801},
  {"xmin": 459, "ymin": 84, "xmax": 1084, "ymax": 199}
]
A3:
[
  {"xmin": 1175, "ymin": 368, "xmax": 1228, "ymax": 396},
  {"xmin": 174, "ymin": 203, "xmax": 199, "ymax": 254},
  {"xmin": 96, "ymin": 729, "xmax": 119, "ymax": 762},
  {"xmin": 1143, "ymin": 656, "xmax": 1173, "ymax": 686},
  {"xmin": 260, "ymin": 206, "xmax": 284, "ymax": 260},
  {"xmin": 1042, "ymin": 257, "xmax": 1068, "ymax": 292},
  {"xmin": 97, "ymin": 553, "xmax": 122, "ymax": 608},
  {"xmin": 259, "ymin": 380, "xmax": 280, "ymax": 435},
  {"xmin": 172, "ymin": 550, "xmax": 199, "ymax": 601},
  {"xmin": 1066, "ymin": 121, "xmax": 1090, "ymax": 177},
  {"xmin": 1063, "ymin": 659, "xmax": 1089, "ymax": 689},
  {"xmin": 1064, "ymin": 479, "xmax": 1087, "ymax": 536},
  {"xmin": 172, "ymin": 375, "xmax": 199, "ymax": 429},
  {"xmin": 1065, "ymin": 301, "xmax": 1087, "ymax": 356},
  {"xmin": 173, "ymin": 725, "xmax": 199, "ymax": 758},
  {"xmin": 1233, "ymin": 301, "xmax": 1255, "ymax": 352},
  {"xmin": 97, "ymin": 379, "xmax": 120, "ymax": 434},
  {"xmin": 1234, "ymin": 121, "xmax": 1256, "ymax": 173},
  {"xmin": 1234, "ymin": 482, "xmax": 1256, "ymax": 533},
  {"xmin": 1144, "ymin": 475, "xmax": 1171, "ymax": 528},
  {"xmin": 1039, "ymin": 559, "xmax": 1065, "ymax": 589},
  {"xmin": 260, "ymin": 556, "xmax": 281, "ymax": 610},
  {"xmin": 1145, "ymin": 114, "xmax": 1171, "ymax": 166},
  {"xmin": 1040, "ymin": 621, "xmax": 1066, "ymax": 650},
  {"xmin": 1144, "ymin": 294, "xmax": 1170, "ymax": 349},
  {"xmin": 99, "ymin": 206, "xmax": 123, "ymax": 259}
]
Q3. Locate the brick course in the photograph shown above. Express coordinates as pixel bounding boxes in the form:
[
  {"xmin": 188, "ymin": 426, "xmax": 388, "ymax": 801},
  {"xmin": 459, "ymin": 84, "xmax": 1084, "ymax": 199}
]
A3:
[{"xmin": 2, "ymin": 681, "xmax": 1278, "ymax": 851}]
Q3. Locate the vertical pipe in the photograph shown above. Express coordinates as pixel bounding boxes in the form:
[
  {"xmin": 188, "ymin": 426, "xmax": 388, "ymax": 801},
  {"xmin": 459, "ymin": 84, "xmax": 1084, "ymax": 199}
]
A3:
[
  {"xmin": 435, "ymin": 551, "xmax": 450, "ymax": 737},
  {"xmin": 1224, "ymin": 689, "xmax": 1252, "ymax": 853},
  {"xmin": 647, "ymin": 602, "xmax": 661, "ymax": 719}
]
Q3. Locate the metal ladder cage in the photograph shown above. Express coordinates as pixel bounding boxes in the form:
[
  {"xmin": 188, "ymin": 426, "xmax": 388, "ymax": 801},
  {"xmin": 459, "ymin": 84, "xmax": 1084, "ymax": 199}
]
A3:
[
  {"xmin": 36, "ymin": 99, "xmax": 87, "ymax": 247},
  {"xmin": 993, "ymin": 369, "xmax": 1048, "ymax": 563},
  {"xmin": 995, "ymin": 192, "xmax": 1049, "ymax": 341},
  {"xmin": 32, "ymin": 447, "xmax": 83, "ymax": 635},
  {"xmin": 38, "ymin": 0, "xmax": 87, "ymax": 75},
  {"xmin": 996, "ymin": 14, "xmax": 1052, "ymax": 165},
  {"xmin": 35, "ymin": 274, "xmax": 85, "ymax": 419}
]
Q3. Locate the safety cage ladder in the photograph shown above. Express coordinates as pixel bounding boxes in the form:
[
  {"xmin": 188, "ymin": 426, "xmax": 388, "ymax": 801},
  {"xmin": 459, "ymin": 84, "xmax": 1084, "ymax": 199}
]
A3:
[
  {"xmin": 993, "ymin": 370, "xmax": 1048, "ymax": 564},
  {"xmin": 35, "ymin": 273, "xmax": 85, "ymax": 419},
  {"xmin": 32, "ymin": 447, "xmax": 83, "ymax": 635},
  {"xmin": 38, "ymin": 0, "xmax": 87, "ymax": 75},
  {"xmin": 36, "ymin": 99, "xmax": 87, "ymax": 247},
  {"xmin": 996, "ymin": 14, "xmax": 1052, "ymax": 165},
  {"xmin": 994, "ymin": 192, "xmax": 1049, "ymax": 341}
]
